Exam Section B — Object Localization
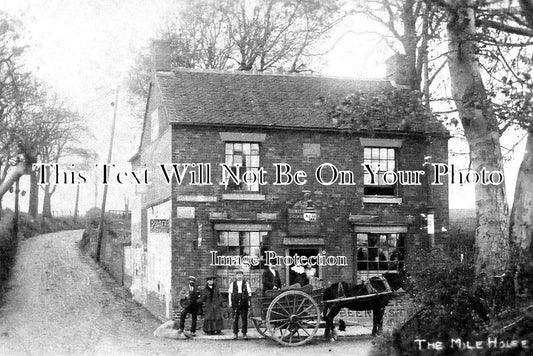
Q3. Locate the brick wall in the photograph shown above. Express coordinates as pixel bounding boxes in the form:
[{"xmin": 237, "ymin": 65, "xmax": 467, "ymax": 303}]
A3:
[{"xmin": 169, "ymin": 126, "xmax": 449, "ymax": 300}]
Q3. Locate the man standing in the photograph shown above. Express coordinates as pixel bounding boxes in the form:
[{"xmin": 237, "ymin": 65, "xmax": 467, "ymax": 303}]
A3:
[
  {"xmin": 262, "ymin": 261, "xmax": 281, "ymax": 294},
  {"xmin": 177, "ymin": 276, "xmax": 201, "ymax": 337},
  {"xmin": 228, "ymin": 271, "xmax": 252, "ymax": 340}
]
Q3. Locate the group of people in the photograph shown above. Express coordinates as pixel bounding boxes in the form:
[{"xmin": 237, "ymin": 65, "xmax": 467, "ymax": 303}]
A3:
[
  {"xmin": 176, "ymin": 275, "xmax": 224, "ymax": 337},
  {"xmin": 176, "ymin": 262, "xmax": 284, "ymax": 339}
]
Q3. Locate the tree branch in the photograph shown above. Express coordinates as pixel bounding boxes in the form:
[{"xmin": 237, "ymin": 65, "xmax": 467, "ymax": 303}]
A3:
[{"xmin": 478, "ymin": 18, "xmax": 533, "ymax": 37}]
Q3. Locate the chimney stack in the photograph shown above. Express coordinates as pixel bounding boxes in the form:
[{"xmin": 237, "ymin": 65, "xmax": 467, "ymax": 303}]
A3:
[
  {"xmin": 150, "ymin": 40, "xmax": 172, "ymax": 73},
  {"xmin": 385, "ymin": 54, "xmax": 411, "ymax": 89}
]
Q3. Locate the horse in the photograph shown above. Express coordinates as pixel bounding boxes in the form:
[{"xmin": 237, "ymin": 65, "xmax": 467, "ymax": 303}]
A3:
[{"xmin": 322, "ymin": 272, "xmax": 406, "ymax": 341}]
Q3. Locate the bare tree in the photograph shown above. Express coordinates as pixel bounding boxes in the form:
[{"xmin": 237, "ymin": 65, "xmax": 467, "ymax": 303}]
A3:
[
  {"xmin": 162, "ymin": 1, "xmax": 234, "ymax": 70},
  {"xmin": 220, "ymin": 0, "xmax": 345, "ymax": 72},
  {"xmin": 352, "ymin": 0, "xmax": 447, "ymax": 103},
  {"xmin": 475, "ymin": 0, "xmax": 533, "ymax": 264},
  {"xmin": 0, "ymin": 13, "xmax": 39, "ymax": 215},
  {"xmin": 21, "ymin": 96, "xmax": 86, "ymax": 218},
  {"xmin": 65, "ymin": 147, "xmax": 98, "ymax": 223},
  {"xmin": 423, "ymin": 0, "xmax": 511, "ymax": 277},
  {"xmin": 127, "ymin": 0, "xmax": 345, "ymax": 103}
]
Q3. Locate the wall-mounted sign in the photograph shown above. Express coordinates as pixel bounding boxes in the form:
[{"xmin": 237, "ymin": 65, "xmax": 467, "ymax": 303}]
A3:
[
  {"xmin": 177, "ymin": 206, "xmax": 195, "ymax": 219},
  {"xmin": 288, "ymin": 201, "xmax": 320, "ymax": 236},
  {"xmin": 150, "ymin": 219, "xmax": 170, "ymax": 233},
  {"xmin": 303, "ymin": 210, "xmax": 317, "ymax": 223}
]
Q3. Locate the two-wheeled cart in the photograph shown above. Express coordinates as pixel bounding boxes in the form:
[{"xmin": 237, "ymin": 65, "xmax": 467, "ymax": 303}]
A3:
[{"xmin": 250, "ymin": 284, "xmax": 393, "ymax": 346}]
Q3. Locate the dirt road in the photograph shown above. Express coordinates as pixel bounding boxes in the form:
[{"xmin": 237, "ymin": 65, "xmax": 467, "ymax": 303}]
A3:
[{"xmin": 0, "ymin": 230, "xmax": 374, "ymax": 356}]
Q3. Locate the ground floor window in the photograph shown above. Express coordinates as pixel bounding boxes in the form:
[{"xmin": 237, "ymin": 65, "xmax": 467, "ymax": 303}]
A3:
[
  {"xmin": 215, "ymin": 231, "xmax": 268, "ymax": 291},
  {"xmin": 355, "ymin": 232, "xmax": 405, "ymax": 280}
]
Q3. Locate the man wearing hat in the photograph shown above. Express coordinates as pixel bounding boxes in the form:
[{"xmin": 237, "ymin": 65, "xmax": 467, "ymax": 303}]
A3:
[
  {"xmin": 262, "ymin": 261, "xmax": 282, "ymax": 295},
  {"xmin": 177, "ymin": 276, "xmax": 201, "ymax": 336},
  {"xmin": 228, "ymin": 270, "xmax": 252, "ymax": 340}
]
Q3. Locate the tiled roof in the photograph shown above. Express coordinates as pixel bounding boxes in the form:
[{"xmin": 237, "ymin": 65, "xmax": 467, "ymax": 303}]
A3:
[{"xmin": 155, "ymin": 69, "xmax": 447, "ymax": 134}]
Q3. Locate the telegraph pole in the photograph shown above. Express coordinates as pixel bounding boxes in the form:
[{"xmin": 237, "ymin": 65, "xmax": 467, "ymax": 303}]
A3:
[{"xmin": 96, "ymin": 88, "xmax": 119, "ymax": 263}]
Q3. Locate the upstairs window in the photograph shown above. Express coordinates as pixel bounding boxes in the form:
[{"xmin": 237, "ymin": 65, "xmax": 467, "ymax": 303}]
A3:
[
  {"xmin": 363, "ymin": 147, "xmax": 396, "ymax": 196},
  {"xmin": 224, "ymin": 142, "xmax": 260, "ymax": 192}
]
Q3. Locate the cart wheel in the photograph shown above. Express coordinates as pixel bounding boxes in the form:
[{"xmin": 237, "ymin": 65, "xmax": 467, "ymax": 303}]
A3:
[
  {"xmin": 252, "ymin": 317, "xmax": 268, "ymax": 337},
  {"xmin": 266, "ymin": 290, "xmax": 320, "ymax": 346}
]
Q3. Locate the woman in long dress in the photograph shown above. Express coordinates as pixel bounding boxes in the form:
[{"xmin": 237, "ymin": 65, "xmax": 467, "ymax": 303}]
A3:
[{"xmin": 201, "ymin": 276, "xmax": 224, "ymax": 335}]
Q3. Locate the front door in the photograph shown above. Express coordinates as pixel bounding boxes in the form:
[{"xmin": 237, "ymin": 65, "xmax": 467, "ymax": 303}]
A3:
[{"xmin": 286, "ymin": 248, "xmax": 320, "ymax": 286}]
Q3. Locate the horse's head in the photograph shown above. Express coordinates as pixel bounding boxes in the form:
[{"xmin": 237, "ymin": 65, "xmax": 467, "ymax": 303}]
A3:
[{"xmin": 382, "ymin": 270, "xmax": 408, "ymax": 293}]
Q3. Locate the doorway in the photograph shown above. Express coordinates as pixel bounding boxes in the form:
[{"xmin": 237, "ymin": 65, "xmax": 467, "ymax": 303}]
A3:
[{"xmin": 286, "ymin": 248, "xmax": 320, "ymax": 286}]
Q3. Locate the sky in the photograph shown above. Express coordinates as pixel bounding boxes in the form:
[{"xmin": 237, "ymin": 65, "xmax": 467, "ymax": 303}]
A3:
[{"xmin": 0, "ymin": 0, "xmax": 526, "ymax": 214}]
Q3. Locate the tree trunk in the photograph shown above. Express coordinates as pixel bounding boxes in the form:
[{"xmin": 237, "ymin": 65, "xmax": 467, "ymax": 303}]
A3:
[
  {"xmin": 509, "ymin": 127, "xmax": 533, "ymax": 261},
  {"xmin": 402, "ymin": 0, "xmax": 421, "ymax": 91},
  {"xmin": 446, "ymin": 2, "xmax": 509, "ymax": 277},
  {"xmin": 28, "ymin": 169, "xmax": 39, "ymax": 218},
  {"xmin": 42, "ymin": 184, "xmax": 52, "ymax": 218},
  {"xmin": 0, "ymin": 161, "xmax": 28, "ymax": 201}
]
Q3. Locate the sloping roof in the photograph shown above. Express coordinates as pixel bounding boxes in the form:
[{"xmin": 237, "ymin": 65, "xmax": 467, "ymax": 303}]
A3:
[{"xmin": 155, "ymin": 69, "xmax": 447, "ymax": 134}]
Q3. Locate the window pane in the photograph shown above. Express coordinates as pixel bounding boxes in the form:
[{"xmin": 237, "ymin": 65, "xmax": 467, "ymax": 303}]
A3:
[
  {"xmin": 380, "ymin": 234, "xmax": 387, "ymax": 246},
  {"xmin": 243, "ymin": 143, "xmax": 250, "ymax": 155},
  {"xmin": 391, "ymin": 248, "xmax": 403, "ymax": 261},
  {"xmin": 371, "ymin": 148, "xmax": 379, "ymax": 159},
  {"xmin": 380, "ymin": 148, "xmax": 387, "ymax": 159},
  {"xmin": 357, "ymin": 247, "xmax": 368, "ymax": 261},
  {"xmin": 234, "ymin": 143, "xmax": 242, "ymax": 152},
  {"xmin": 398, "ymin": 234, "xmax": 405, "ymax": 248},
  {"xmin": 389, "ymin": 234, "xmax": 398, "ymax": 247},
  {"xmin": 364, "ymin": 148, "xmax": 371, "ymax": 159},
  {"xmin": 251, "ymin": 143, "xmax": 259, "ymax": 154},
  {"xmin": 228, "ymin": 232, "xmax": 239, "ymax": 246},
  {"xmin": 233, "ymin": 155, "xmax": 242, "ymax": 166},
  {"xmin": 225, "ymin": 155, "xmax": 233, "ymax": 165},
  {"xmin": 239, "ymin": 232, "xmax": 249, "ymax": 247},
  {"xmin": 245, "ymin": 156, "xmax": 251, "ymax": 167},
  {"xmin": 218, "ymin": 231, "xmax": 228, "ymax": 246},
  {"xmin": 249, "ymin": 231, "xmax": 260, "ymax": 246},
  {"xmin": 388, "ymin": 148, "xmax": 395, "ymax": 159},
  {"xmin": 357, "ymin": 233, "xmax": 368, "ymax": 246},
  {"xmin": 225, "ymin": 144, "xmax": 233, "ymax": 154},
  {"xmin": 368, "ymin": 234, "xmax": 378, "ymax": 247},
  {"xmin": 227, "ymin": 246, "xmax": 240, "ymax": 256},
  {"xmin": 378, "ymin": 173, "xmax": 388, "ymax": 185},
  {"xmin": 378, "ymin": 261, "xmax": 389, "ymax": 271},
  {"xmin": 251, "ymin": 155, "xmax": 260, "ymax": 167},
  {"xmin": 368, "ymin": 247, "xmax": 378, "ymax": 261}
]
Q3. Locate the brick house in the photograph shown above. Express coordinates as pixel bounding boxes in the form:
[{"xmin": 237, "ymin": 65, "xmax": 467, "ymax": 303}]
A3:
[{"xmin": 128, "ymin": 41, "xmax": 449, "ymax": 321}]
